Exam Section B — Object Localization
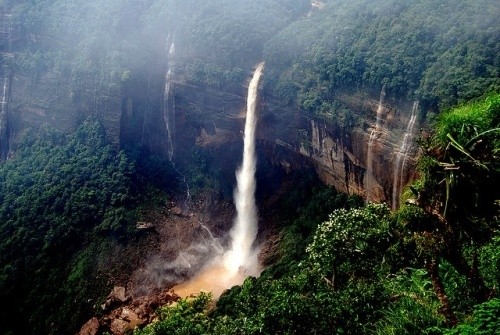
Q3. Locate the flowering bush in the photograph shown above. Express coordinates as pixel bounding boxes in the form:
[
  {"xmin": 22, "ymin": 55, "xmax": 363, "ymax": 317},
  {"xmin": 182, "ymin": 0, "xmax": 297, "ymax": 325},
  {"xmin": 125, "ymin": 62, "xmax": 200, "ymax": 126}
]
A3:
[{"xmin": 306, "ymin": 203, "xmax": 393, "ymax": 283}]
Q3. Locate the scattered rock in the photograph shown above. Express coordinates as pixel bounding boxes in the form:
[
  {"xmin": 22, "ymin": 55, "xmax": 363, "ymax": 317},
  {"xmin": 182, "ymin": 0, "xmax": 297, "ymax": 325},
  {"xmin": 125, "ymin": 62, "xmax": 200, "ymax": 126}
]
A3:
[
  {"xmin": 102, "ymin": 286, "xmax": 130, "ymax": 311},
  {"xmin": 136, "ymin": 221, "xmax": 154, "ymax": 230},
  {"xmin": 93, "ymin": 287, "xmax": 180, "ymax": 334},
  {"xmin": 171, "ymin": 206, "xmax": 182, "ymax": 216},
  {"xmin": 108, "ymin": 307, "xmax": 144, "ymax": 334},
  {"xmin": 78, "ymin": 317, "xmax": 99, "ymax": 335},
  {"xmin": 112, "ymin": 286, "xmax": 128, "ymax": 303},
  {"xmin": 110, "ymin": 318, "xmax": 130, "ymax": 335},
  {"xmin": 191, "ymin": 220, "xmax": 201, "ymax": 229}
]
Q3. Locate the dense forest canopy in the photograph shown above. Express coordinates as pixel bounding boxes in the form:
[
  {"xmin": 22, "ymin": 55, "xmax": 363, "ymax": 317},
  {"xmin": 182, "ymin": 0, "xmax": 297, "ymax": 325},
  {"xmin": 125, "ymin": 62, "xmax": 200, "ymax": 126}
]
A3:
[
  {"xmin": 3, "ymin": 0, "xmax": 498, "ymax": 108},
  {"xmin": 264, "ymin": 0, "xmax": 499, "ymax": 112},
  {"xmin": 0, "ymin": 120, "xmax": 182, "ymax": 333}
]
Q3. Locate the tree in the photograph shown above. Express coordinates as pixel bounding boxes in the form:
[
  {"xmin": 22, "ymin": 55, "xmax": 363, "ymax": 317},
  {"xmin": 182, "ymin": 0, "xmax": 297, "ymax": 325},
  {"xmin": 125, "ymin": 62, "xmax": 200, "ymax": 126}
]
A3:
[{"xmin": 399, "ymin": 92, "xmax": 500, "ymax": 325}]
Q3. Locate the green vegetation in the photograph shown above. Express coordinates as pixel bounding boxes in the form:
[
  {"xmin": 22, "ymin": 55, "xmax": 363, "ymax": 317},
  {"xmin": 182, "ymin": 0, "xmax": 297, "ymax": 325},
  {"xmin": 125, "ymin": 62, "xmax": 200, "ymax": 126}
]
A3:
[
  {"xmin": 137, "ymin": 292, "xmax": 213, "ymax": 335},
  {"xmin": 264, "ymin": 0, "xmax": 499, "ymax": 123},
  {"xmin": 0, "ymin": 120, "xmax": 179, "ymax": 334},
  {"xmin": 444, "ymin": 298, "xmax": 500, "ymax": 335},
  {"xmin": 3, "ymin": 0, "xmax": 311, "ymax": 98},
  {"xmin": 1, "ymin": 1, "xmax": 498, "ymax": 334},
  {"xmin": 7, "ymin": 0, "xmax": 496, "ymax": 116},
  {"xmin": 132, "ymin": 93, "xmax": 499, "ymax": 334}
]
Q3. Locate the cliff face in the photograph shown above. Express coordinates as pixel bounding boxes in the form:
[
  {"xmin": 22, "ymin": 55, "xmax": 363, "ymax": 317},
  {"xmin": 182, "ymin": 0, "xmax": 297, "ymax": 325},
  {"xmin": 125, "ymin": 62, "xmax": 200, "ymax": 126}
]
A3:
[
  {"xmin": 0, "ymin": 2, "xmax": 421, "ymax": 208},
  {"xmin": 164, "ymin": 77, "xmax": 421, "ymax": 208},
  {"xmin": 2, "ymin": 57, "xmax": 421, "ymax": 207},
  {"xmin": 295, "ymin": 95, "xmax": 421, "ymax": 207}
]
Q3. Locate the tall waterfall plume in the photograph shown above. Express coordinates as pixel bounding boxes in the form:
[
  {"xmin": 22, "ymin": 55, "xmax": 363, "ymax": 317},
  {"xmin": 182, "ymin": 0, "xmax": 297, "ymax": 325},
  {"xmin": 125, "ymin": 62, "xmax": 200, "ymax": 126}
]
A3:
[
  {"xmin": 163, "ymin": 35, "xmax": 176, "ymax": 160},
  {"xmin": 365, "ymin": 86, "xmax": 385, "ymax": 203},
  {"xmin": 392, "ymin": 101, "xmax": 419, "ymax": 210},
  {"xmin": 171, "ymin": 63, "xmax": 265, "ymax": 299},
  {"xmin": 223, "ymin": 62, "xmax": 265, "ymax": 275}
]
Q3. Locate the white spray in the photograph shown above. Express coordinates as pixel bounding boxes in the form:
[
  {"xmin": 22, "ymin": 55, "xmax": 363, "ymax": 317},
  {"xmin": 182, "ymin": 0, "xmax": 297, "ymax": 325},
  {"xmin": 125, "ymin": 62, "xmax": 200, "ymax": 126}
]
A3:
[
  {"xmin": 392, "ymin": 101, "xmax": 419, "ymax": 210},
  {"xmin": 365, "ymin": 86, "xmax": 385, "ymax": 203},
  {"xmin": 223, "ymin": 62, "xmax": 265, "ymax": 275}
]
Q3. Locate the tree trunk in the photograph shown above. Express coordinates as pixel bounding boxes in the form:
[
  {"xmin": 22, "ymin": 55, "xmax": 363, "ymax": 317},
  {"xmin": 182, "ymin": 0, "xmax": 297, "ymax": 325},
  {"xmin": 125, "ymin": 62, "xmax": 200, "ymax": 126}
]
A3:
[
  {"xmin": 446, "ymin": 247, "xmax": 490, "ymax": 302},
  {"xmin": 426, "ymin": 258, "xmax": 458, "ymax": 327}
]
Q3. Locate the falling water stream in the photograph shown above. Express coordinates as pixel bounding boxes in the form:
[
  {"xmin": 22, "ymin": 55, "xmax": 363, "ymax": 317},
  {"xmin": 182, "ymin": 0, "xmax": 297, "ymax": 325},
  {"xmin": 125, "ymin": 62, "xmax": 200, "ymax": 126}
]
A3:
[
  {"xmin": 164, "ymin": 37, "xmax": 175, "ymax": 161},
  {"xmin": 0, "ymin": 11, "xmax": 11, "ymax": 159},
  {"xmin": 0, "ymin": 75, "xmax": 7, "ymax": 150},
  {"xmin": 161, "ymin": 35, "xmax": 193, "ymax": 210},
  {"xmin": 365, "ymin": 87, "xmax": 385, "ymax": 203},
  {"xmin": 0, "ymin": 76, "xmax": 7, "ymax": 116},
  {"xmin": 392, "ymin": 101, "xmax": 419, "ymax": 210},
  {"xmin": 173, "ymin": 63, "xmax": 265, "ymax": 298}
]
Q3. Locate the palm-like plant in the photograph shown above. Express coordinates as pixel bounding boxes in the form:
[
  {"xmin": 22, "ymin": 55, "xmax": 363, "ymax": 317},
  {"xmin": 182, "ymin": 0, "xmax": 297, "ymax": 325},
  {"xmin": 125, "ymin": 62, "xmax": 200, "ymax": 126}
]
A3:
[{"xmin": 401, "ymin": 93, "xmax": 499, "ymax": 325}]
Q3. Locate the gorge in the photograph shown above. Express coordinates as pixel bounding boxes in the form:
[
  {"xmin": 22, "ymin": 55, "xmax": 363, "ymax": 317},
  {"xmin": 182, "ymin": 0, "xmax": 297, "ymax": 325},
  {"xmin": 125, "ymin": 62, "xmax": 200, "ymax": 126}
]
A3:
[{"xmin": 0, "ymin": 1, "xmax": 498, "ymax": 334}]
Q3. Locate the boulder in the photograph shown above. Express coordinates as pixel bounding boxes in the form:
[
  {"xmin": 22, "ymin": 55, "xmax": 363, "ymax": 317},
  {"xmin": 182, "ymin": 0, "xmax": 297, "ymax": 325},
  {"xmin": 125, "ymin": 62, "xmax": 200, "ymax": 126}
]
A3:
[
  {"xmin": 78, "ymin": 317, "xmax": 99, "ymax": 335},
  {"xmin": 111, "ymin": 286, "xmax": 127, "ymax": 302},
  {"xmin": 171, "ymin": 206, "xmax": 183, "ymax": 216},
  {"xmin": 136, "ymin": 221, "xmax": 154, "ymax": 230},
  {"xmin": 110, "ymin": 318, "xmax": 130, "ymax": 335}
]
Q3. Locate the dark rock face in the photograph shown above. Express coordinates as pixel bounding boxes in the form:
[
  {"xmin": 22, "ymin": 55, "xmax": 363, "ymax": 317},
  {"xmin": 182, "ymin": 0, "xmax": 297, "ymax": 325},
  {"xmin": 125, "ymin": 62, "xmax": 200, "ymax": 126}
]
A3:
[
  {"xmin": 0, "ymin": 7, "xmax": 12, "ymax": 160},
  {"xmin": 165, "ymin": 79, "xmax": 421, "ymax": 207},
  {"xmin": 3, "ymin": 62, "xmax": 421, "ymax": 207},
  {"xmin": 1, "ymin": 2, "xmax": 421, "ymax": 208},
  {"xmin": 0, "ymin": 3, "xmax": 421, "ymax": 207}
]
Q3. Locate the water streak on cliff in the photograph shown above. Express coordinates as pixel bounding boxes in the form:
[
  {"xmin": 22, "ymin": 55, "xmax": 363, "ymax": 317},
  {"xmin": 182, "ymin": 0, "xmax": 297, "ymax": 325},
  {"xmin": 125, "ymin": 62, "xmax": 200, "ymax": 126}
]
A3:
[
  {"xmin": 163, "ymin": 35, "xmax": 176, "ymax": 161},
  {"xmin": 392, "ymin": 101, "xmax": 419, "ymax": 210},
  {"xmin": 365, "ymin": 86, "xmax": 385, "ymax": 202},
  {"xmin": 0, "ymin": 10, "xmax": 11, "ymax": 160},
  {"xmin": 0, "ymin": 76, "xmax": 7, "ymax": 115},
  {"xmin": 0, "ymin": 76, "xmax": 8, "ymax": 144},
  {"xmin": 224, "ymin": 62, "xmax": 265, "ymax": 275}
]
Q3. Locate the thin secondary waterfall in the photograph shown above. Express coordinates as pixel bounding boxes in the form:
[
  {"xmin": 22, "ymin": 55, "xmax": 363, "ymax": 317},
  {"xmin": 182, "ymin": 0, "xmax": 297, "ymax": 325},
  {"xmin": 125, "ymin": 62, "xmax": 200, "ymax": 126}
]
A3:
[
  {"xmin": 0, "ymin": 11, "xmax": 11, "ymax": 159},
  {"xmin": 0, "ymin": 76, "xmax": 7, "ymax": 114},
  {"xmin": 392, "ymin": 101, "xmax": 419, "ymax": 210},
  {"xmin": 163, "ymin": 36, "xmax": 192, "ymax": 208},
  {"xmin": 365, "ymin": 86, "xmax": 385, "ymax": 202},
  {"xmin": 163, "ymin": 36, "xmax": 175, "ymax": 161},
  {"xmin": 223, "ymin": 62, "xmax": 265, "ymax": 275},
  {"xmin": 0, "ymin": 76, "xmax": 7, "ymax": 142}
]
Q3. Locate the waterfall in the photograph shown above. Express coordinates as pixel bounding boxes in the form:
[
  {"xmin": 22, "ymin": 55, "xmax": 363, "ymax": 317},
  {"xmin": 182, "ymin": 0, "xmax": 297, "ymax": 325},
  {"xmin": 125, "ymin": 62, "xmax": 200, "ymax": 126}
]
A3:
[
  {"xmin": 163, "ymin": 36, "xmax": 175, "ymax": 161},
  {"xmin": 392, "ymin": 101, "xmax": 419, "ymax": 210},
  {"xmin": 169, "ymin": 64, "xmax": 264, "ymax": 299},
  {"xmin": 162, "ymin": 35, "xmax": 192, "ymax": 209},
  {"xmin": 223, "ymin": 62, "xmax": 265, "ymax": 275},
  {"xmin": 365, "ymin": 86, "xmax": 385, "ymax": 203},
  {"xmin": 0, "ymin": 76, "xmax": 6, "ymax": 114},
  {"xmin": 0, "ymin": 11, "xmax": 11, "ymax": 159},
  {"xmin": 0, "ymin": 76, "xmax": 7, "ymax": 142}
]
